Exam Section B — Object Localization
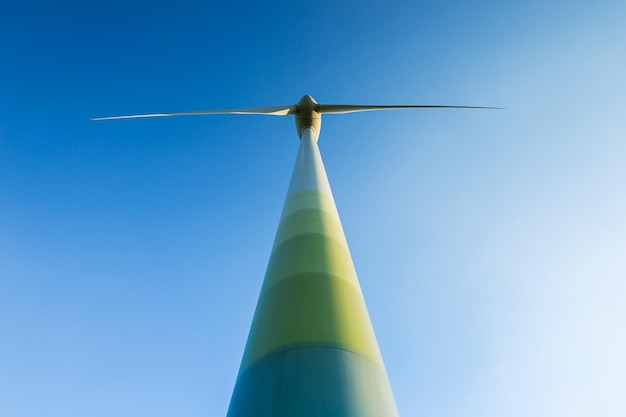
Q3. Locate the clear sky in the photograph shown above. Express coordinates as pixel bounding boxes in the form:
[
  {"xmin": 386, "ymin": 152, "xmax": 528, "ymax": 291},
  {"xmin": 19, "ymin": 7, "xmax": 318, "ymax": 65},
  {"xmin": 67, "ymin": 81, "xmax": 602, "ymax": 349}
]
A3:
[{"xmin": 1, "ymin": 1, "xmax": 625, "ymax": 416}]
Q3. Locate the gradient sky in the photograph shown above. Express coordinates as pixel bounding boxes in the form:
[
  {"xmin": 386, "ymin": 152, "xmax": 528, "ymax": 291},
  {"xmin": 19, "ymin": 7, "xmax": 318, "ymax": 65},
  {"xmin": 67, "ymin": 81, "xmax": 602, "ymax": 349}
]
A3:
[{"xmin": 1, "ymin": 1, "xmax": 625, "ymax": 417}]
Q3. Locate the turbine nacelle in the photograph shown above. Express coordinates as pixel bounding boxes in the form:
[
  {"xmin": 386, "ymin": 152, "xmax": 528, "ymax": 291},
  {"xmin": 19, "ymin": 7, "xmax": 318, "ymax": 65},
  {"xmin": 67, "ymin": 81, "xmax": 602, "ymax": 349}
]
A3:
[{"xmin": 294, "ymin": 95, "xmax": 321, "ymax": 138}]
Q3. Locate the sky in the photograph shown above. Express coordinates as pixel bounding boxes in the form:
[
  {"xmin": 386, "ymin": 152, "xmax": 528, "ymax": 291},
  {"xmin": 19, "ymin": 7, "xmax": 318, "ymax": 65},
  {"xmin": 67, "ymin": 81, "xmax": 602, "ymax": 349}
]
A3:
[{"xmin": 1, "ymin": 1, "xmax": 625, "ymax": 416}]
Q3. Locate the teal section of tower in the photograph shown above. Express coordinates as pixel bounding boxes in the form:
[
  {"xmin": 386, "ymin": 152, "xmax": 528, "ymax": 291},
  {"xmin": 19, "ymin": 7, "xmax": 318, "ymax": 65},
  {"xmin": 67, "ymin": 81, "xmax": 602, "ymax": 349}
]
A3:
[
  {"xmin": 228, "ymin": 346, "xmax": 397, "ymax": 417},
  {"xmin": 226, "ymin": 129, "xmax": 399, "ymax": 417}
]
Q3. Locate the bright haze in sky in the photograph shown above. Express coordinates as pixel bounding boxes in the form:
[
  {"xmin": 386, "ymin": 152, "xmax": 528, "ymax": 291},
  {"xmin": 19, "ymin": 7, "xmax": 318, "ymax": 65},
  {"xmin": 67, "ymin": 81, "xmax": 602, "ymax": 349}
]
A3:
[{"xmin": 1, "ymin": 1, "xmax": 625, "ymax": 417}]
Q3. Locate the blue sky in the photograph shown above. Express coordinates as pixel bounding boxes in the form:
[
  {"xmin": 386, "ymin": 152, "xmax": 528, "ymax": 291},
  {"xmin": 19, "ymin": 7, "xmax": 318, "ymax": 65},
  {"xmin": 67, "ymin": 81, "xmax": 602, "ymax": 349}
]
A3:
[{"xmin": 1, "ymin": 1, "xmax": 625, "ymax": 416}]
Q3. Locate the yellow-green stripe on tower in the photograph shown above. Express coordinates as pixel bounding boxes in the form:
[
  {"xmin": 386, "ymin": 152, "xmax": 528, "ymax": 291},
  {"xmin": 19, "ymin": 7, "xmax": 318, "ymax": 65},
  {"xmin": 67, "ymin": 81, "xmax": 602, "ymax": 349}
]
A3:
[{"xmin": 226, "ymin": 128, "xmax": 399, "ymax": 417}]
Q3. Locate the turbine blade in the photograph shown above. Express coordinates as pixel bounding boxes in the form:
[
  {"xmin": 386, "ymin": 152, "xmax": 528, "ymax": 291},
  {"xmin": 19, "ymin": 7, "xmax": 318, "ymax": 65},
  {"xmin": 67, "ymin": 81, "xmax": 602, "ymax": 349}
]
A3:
[
  {"xmin": 91, "ymin": 105, "xmax": 297, "ymax": 121},
  {"xmin": 317, "ymin": 104, "xmax": 503, "ymax": 114}
]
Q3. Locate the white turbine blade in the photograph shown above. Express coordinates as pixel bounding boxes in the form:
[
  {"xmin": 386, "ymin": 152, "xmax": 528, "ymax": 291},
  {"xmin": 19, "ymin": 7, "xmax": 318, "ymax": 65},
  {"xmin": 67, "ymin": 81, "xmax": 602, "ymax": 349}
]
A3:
[
  {"xmin": 318, "ymin": 104, "xmax": 503, "ymax": 114},
  {"xmin": 91, "ymin": 105, "xmax": 297, "ymax": 121}
]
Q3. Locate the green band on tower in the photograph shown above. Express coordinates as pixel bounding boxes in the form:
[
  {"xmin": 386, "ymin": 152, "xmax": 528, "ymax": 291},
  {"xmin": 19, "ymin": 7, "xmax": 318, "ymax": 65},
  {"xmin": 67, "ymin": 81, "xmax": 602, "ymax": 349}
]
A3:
[{"xmin": 226, "ymin": 128, "xmax": 399, "ymax": 417}]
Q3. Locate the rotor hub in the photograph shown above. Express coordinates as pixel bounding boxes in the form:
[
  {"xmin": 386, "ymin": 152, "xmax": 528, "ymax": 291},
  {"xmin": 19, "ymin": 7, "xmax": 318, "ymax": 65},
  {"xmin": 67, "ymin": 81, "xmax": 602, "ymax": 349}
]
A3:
[{"xmin": 295, "ymin": 95, "xmax": 321, "ymax": 138}]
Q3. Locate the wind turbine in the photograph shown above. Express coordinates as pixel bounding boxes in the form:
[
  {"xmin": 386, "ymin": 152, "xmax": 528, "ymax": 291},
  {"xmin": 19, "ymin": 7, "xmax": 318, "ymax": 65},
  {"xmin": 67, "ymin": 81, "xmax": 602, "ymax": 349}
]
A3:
[{"xmin": 93, "ymin": 95, "xmax": 500, "ymax": 417}]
